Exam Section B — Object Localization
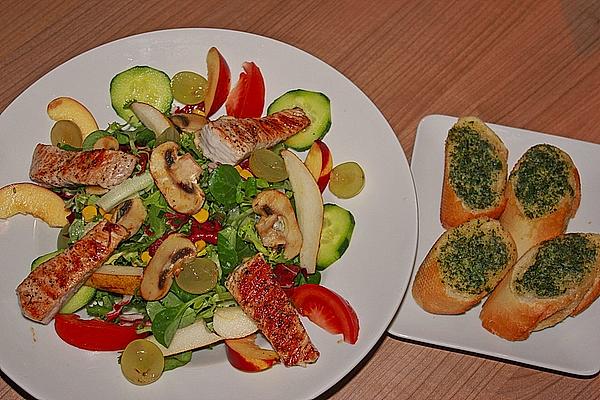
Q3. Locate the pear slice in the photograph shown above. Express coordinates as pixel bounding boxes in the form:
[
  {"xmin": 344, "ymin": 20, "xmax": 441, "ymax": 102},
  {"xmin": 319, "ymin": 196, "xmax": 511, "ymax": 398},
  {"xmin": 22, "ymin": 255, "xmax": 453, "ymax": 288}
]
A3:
[
  {"xmin": 86, "ymin": 265, "xmax": 143, "ymax": 295},
  {"xmin": 281, "ymin": 150, "xmax": 323, "ymax": 274},
  {"xmin": 213, "ymin": 307, "xmax": 258, "ymax": 339},
  {"xmin": 147, "ymin": 320, "xmax": 222, "ymax": 356},
  {"xmin": 129, "ymin": 102, "xmax": 172, "ymax": 136}
]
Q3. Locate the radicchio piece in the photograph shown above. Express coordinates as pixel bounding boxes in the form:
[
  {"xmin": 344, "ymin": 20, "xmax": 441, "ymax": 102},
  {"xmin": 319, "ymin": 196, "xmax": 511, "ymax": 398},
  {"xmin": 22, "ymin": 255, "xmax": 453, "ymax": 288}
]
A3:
[{"xmin": 189, "ymin": 219, "xmax": 221, "ymax": 245}]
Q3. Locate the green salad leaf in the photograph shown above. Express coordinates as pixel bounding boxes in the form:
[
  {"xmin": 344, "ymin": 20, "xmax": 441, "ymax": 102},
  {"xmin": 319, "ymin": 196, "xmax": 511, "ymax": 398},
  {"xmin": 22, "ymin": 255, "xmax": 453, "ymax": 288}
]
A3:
[
  {"xmin": 164, "ymin": 351, "xmax": 192, "ymax": 371},
  {"xmin": 208, "ymin": 165, "xmax": 242, "ymax": 207}
]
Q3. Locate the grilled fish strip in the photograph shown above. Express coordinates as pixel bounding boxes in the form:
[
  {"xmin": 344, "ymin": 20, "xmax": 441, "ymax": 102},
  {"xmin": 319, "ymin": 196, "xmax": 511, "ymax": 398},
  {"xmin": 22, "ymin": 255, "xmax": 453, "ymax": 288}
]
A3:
[
  {"xmin": 195, "ymin": 107, "xmax": 311, "ymax": 165},
  {"xmin": 30, "ymin": 144, "xmax": 137, "ymax": 188},
  {"xmin": 225, "ymin": 254, "xmax": 319, "ymax": 366},
  {"xmin": 16, "ymin": 220, "xmax": 128, "ymax": 324}
]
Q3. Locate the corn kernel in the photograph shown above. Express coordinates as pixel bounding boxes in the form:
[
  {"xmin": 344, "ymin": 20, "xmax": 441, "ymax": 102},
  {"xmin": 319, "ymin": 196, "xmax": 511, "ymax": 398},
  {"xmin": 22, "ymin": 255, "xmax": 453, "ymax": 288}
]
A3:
[
  {"xmin": 82, "ymin": 205, "xmax": 98, "ymax": 222},
  {"xmin": 195, "ymin": 240, "xmax": 207, "ymax": 253},
  {"xmin": 103, "ymin": 213, "xmax": 113, "ymax": 221},
  {"xmin": 141, "ymin": 251, "xmax": 152, "ymax": 264},
  {"xmin": 235, "ymin": 165, "xmax": 254, "ymax": 180},
  {"xmin": 193, "ymin": 208, "xmax": 210, "ymax": 224}
]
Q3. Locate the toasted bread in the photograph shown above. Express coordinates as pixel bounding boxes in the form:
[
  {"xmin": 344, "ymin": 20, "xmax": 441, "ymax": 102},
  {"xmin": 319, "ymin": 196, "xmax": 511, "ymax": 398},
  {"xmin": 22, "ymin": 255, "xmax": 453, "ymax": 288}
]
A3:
[
  {"xmin": 480, "ymin": 233, "xmax": 600, "ymax": 341},
  {"xmin": 499, "ymin": 144, "xmax": 580, "ymax": 258},
  {"xmin": 412, "ymin": 217, "xmax": 517, "ymax": 314},
  {"xmin": 441, "ymin": 117, "xmax": 508, "ymax": 229}
]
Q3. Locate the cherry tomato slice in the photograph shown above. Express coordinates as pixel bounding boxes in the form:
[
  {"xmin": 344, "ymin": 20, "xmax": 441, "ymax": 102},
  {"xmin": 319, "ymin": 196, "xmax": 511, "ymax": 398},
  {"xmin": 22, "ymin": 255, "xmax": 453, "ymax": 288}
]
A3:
[
  {"xmin": 289, "ymin": 284, "xmax": 359, "ymax": 344},
  {"xmin": 225, "ymin": 61, "xmax": 265, "ymax": 118},
  {"xmin": 54, "ymin": 314, "xmax": 148, "ymax": 351}
]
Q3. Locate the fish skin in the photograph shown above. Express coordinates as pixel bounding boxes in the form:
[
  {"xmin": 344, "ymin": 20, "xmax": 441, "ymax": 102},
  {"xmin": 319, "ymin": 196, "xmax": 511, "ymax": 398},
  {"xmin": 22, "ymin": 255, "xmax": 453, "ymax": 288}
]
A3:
[
  {"xmin": 195, "ymin": 107, "xmax": 311, "ymax": 165},
  {"xmin": 225, "ymin": 254, "xmax": 319, "ymax": 366},
  {"xmin": 16, "ymin": 220, "xmax": 128, "ymax": 324},
  {"xmin": 29, "ymin": 144, "xmax": 137, "ymax": 188}
]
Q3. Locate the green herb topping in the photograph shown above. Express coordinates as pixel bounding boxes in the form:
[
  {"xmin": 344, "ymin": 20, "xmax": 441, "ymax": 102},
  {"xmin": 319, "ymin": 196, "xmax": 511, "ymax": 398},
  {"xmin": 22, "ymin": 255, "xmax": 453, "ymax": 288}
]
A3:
[
  {"xmin": 438, "ymin": 224, "xmax": 509, "ymax": 295},
  {"xmin": 448, "ymin": 123, "xmax": 503, "ymax": 210},
  {"xmin": 515, "ymin": 234, "xmax": 596, "ymax": 298},
  {"xmin": 513, "ymin": 144, "xmax": 573, "ymax": 218}
]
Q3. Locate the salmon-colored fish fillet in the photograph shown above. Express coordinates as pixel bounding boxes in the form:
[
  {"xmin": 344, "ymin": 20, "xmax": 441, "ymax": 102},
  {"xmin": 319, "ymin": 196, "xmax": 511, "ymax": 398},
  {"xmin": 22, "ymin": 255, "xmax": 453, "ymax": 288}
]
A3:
[
  {"xmin": 16, "ymin": 220, "xmax": 128, "ymax": 324},
  {"xmin": 225, "ymin": 254, "xmax": 319, "ymax": 366},
  {"xmin": 29, "ymin": 144, "xmax": 137, "ymax": 188},
  {"xmin": 195, "ymin": 107, "xmax": 311, "ymax": 165}
]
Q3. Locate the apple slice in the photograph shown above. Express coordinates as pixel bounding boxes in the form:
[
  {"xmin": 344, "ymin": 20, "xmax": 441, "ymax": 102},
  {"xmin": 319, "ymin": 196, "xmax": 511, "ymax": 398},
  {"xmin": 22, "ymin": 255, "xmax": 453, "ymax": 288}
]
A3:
[
  {"xmin": 147, "ymin": 320, "xmax": 222, "ymax": 356},
  {"xmin": 281, "ymin": 150, "xmax": 323, "ymax": 274},
  {"xmin": 0, "ymin": 183, "xmax": 69, "ymax": 227},
  {"xmin": 129, "ymin": 102, "xmax": 173, "ymax": 136},
  {"xmin": 225, "ymin": 334, "xmax": 279, "ymax": 372},
  {"xmin": 304, "ymin": 140, "xmax": 333, "ymax": 193},
  {"xmin": 47, "ymin": 97, "xmax": 99, "ymax": 139},
  {"xmin": 213, "ymin": 307, "xmax": 257, "ymax": 339},
  {"xmin": 204, "ymin": 47, "xmax": 231, "ymax": 117}
]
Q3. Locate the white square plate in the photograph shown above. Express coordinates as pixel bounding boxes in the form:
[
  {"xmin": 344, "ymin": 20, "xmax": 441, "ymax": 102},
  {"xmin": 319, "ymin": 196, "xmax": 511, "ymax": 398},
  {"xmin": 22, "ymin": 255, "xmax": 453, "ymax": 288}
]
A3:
[{"xmin": 388, "ymin": 114, "xmax": 600, "ymax": 376}]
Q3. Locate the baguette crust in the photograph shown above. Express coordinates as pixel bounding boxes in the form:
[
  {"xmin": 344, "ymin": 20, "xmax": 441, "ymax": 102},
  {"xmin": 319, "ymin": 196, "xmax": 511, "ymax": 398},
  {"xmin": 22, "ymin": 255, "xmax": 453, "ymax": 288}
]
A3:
[
  {"xmin": 441, "ymin": 117, "xmax": 508, "ymax": 229},
  {"xmin": 499, "ymin": 145, "xmax": 581, "ymax": 258},
  {"xmin": 480, "ymin": 233, "xmax": 600, "ymax": 341},
  {"xmin": 412, "ymin": 217, "xmax": 517, "ymax": 314}
]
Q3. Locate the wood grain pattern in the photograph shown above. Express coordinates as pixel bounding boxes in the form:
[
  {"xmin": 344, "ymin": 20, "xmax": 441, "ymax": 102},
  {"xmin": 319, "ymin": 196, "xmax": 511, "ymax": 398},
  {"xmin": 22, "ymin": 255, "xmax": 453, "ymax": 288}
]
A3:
[{"xmin": 2, "ymin": 0, "xmax": 600, "ymax": 399}]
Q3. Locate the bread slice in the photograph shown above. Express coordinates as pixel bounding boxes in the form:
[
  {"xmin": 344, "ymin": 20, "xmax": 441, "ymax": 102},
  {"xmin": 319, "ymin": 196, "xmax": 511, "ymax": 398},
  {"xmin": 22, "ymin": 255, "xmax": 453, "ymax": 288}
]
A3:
[
  {"xmin": 499, "ymin": 144, "xmax": 580, "ymax": 258},
  {"xmin": 412, "ymin": 217, "xmax": 517, "ymax": 314},
  {"xmin": 441, "ymin": 117, "xmax": 508, "ymax": 229},
  {"xmin": 480, "ymin": 233, "xmax": 600, "ymax": 341}
]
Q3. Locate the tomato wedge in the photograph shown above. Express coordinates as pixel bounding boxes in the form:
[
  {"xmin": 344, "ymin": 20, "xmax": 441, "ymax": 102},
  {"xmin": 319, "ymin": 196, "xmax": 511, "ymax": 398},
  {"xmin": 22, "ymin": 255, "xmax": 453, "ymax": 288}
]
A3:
[
  {"xmin": 289, "ymin": 284, "xmax": 359, "ymax": 344},
  {"xmin": 225, "ymin": 61, "xmax": 265, "ymax": 118},
  {"xmin": 54, "ymin": 314, "xmax": 148, "ymax": 351}
]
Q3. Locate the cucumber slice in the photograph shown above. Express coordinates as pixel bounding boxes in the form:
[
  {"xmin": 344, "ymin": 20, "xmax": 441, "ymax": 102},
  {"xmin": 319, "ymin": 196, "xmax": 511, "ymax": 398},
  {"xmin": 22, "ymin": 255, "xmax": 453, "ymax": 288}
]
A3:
[
  {"xmin": 267, "ymin": 89, "xmax": 331, "ymax": 151},
  {"xmin": 59, "ymin": 286, "xmax": 96, "ymax": 314},
  {"xmin": 31, "ymin": 249, "xmax": 96, "ymax": 313},
  {"xmin": 110, "ymin": 66, "xmax": 173, "ymax": 125},
  {"xmin": 316, "ymin": 204, "xmax": 355, "ymax": 270},
  {"xmin": 31, "ymin": 250, "xmax": 63, "ymax": 270}
]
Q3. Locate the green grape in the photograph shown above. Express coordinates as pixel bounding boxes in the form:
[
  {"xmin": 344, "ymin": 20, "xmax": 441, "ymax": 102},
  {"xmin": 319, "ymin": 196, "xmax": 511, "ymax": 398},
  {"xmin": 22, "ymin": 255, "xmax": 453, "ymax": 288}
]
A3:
[
  {"xmin": 171, "ymin": 71, "xmax": 208, "ymax": 105},
  {"xmin": 175, "ymin": 257, "xmax": 218, "ymax": 294},
  {"xmin": 249, "ymin": 148, "xmax": 288, "ymax": 182},
  {"xmin": 121, "ymin": 339, "xmax": 164, "ymax": 385},
  {"xmin": 51, "ymin": 120, "xmax": 82, "ymax": 147},
  {"xmin": 328, "ymin": 161, "xmax": 365, "ymax": 199}
]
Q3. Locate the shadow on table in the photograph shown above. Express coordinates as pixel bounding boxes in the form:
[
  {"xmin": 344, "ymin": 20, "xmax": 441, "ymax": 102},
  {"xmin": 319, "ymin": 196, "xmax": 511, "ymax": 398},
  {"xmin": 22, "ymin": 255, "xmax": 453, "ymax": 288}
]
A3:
[
  {"xmin": 386, "ymin": 334, "xmax": 600, "ymax": 381},
  {"xmin": 560, "ymin": 0, "xmax": 600, "ymax": 54}
]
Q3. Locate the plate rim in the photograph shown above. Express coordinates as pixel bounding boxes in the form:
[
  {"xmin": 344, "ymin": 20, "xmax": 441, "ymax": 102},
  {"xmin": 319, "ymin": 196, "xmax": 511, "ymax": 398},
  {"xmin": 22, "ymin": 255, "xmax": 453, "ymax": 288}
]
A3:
[
  {"xmin": 0, "ymin": 27, "xmax": 419, "ymax": 399},
  {"xmin": 388, "ymin": 113, "xmax": 600, "ymax": 377}
]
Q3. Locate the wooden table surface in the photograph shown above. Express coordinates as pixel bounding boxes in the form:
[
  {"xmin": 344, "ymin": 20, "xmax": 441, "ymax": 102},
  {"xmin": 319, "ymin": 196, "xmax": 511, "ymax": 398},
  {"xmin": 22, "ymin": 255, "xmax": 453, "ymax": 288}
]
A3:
[{"xmin": 2, "ymin": 0, "xmax": 600, "ymax": 399}]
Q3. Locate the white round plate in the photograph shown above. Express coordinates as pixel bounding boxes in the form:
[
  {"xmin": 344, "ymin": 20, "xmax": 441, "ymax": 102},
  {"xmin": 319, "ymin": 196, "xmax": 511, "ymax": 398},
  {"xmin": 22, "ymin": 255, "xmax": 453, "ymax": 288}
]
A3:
[{"xmin": 0, "ymin": 28, "xmax": 417, "ymax": 400}]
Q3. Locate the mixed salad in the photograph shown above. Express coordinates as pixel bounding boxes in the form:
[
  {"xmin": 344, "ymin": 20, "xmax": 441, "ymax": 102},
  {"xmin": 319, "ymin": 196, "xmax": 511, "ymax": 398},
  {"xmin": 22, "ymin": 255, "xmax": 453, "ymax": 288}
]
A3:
[{"xmin": 0, "ymin": 46, "xmax": 366, "ymax": 385}]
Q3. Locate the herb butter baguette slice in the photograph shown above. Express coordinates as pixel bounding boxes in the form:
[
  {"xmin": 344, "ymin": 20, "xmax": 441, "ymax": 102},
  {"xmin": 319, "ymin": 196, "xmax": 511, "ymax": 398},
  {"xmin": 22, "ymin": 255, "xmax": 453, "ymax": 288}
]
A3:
[
  {"xmin": 480, "ymin": 233, "xmax": 600, "ymax": 341},
  {"xmin": 499, "ymin": 144, "xmax": 581, "ymax": 258},
  {"xmin": 412, "ymin": 217, "xmax": 517, "ymax": 314},
  {"xmin": 441, "ymin": 117, "xmax": 508, "ymax": 229}
]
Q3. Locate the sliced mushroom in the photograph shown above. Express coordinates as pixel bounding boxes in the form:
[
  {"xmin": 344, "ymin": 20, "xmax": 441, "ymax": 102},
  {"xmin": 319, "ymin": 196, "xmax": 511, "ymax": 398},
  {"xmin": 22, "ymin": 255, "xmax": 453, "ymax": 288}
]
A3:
[
  {"xmin": 252, "ymin": 190, "xmax": 303, "ymax": 260},
  {"xmin": 150, "ymin": 141, "xmax": 205, "ymax": 215},
  {"xmin": 140, "ymin": 234, "xmax": 196, "ymax": 301},
  {"xmin": 111, "ymin": 197, "xmax": 147, "ymax": 239},
  {"xmin": 170, "ymin": 113, "xmax": 208, "ymax": 133},
  {"xmin": 92, "ymin": 136, "xmax": 120, "ymax": 150}
]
